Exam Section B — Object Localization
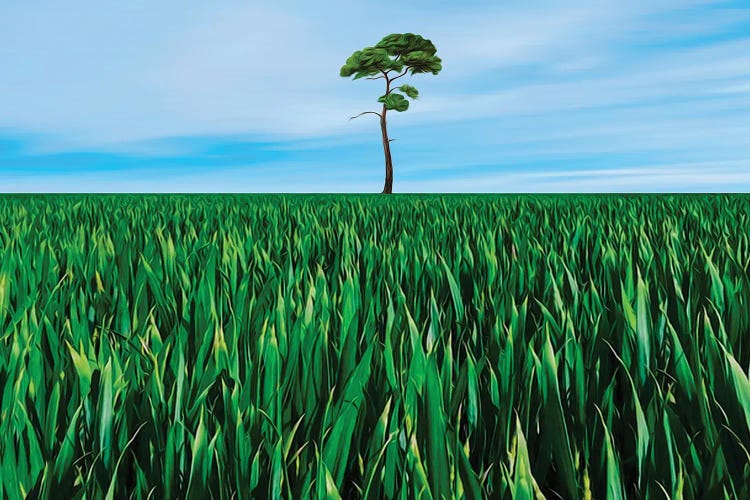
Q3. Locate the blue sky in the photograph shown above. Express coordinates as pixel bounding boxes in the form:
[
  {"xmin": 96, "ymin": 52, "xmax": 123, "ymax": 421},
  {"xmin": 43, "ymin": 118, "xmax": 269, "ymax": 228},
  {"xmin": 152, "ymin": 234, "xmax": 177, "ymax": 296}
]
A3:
[{"xmin": 1, "ymin": 0, "xmax": 749, "ymax": 193}]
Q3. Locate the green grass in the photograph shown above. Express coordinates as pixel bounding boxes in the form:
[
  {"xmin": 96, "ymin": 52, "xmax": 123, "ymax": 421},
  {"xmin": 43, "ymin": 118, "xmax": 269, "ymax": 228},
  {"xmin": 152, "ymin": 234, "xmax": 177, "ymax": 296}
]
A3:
[{"xmin": 1, "ymin": 194, "xmax": 749, "ymax": 499}]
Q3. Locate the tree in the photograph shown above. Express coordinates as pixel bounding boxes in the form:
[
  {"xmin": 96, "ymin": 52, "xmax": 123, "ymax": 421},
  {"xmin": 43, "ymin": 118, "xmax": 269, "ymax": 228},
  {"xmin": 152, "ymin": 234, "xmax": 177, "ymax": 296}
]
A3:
[{"xmin": 340, "ymin": 33, "xmax": 442, "ymax": 194}]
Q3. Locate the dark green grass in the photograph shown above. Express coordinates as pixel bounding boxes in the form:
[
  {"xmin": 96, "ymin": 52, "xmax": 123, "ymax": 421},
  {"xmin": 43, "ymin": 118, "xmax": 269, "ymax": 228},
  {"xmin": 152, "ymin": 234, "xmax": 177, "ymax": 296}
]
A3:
[{"xmin": 0, "ymin": 194, "xmax": 749, "ymax": 499}]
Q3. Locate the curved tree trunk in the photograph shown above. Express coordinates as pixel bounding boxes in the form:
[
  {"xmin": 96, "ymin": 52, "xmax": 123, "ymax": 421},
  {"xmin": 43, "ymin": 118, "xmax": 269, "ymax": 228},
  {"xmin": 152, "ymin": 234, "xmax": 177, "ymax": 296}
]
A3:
[{"xmin": 380, "ymin": 105, "xmax": 393, "ymax": 194}]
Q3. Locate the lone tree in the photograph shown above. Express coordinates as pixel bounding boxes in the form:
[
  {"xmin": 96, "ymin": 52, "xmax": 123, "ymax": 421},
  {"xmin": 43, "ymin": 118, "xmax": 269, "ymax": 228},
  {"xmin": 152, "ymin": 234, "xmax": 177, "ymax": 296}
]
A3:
[{"xmin": 340, "ymin": 33, "xmax": 441, "ymax": 194}]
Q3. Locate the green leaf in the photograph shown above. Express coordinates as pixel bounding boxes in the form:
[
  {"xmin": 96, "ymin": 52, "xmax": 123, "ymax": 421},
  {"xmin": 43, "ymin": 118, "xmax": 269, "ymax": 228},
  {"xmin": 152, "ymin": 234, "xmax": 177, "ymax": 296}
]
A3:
[
  {"xmin": 398, "ymin": 84, "xmax": 419, "ymax": 99},
  {"xmin": 402, "ymin": 51, "xmax": 442, "ymax": 75},
  {"xmin": 340, "ymin": 47, "xmax": 403, "ymax": 79},
  {"xmin": 539, "ymin": 332, "xmax": 578, "ymax": 499},
  {"xmin": 512, "ymin": 416, "xmax": 543, "ymax": 500},
  {"xmin": 406, "ymin": 433, "xmax": 434, "ymax": 500},
  {"xmin": 105, "ymin": 423, "xmax": 147, "ymax": 500},
  {"xmin": 324, "ymin": 463, "xmax": 343, "ymax": 500},
  {"xmin": 186, "ymin": 410, "xmax": 210, "ymax": 499},
  {"xmin": 377, "ymin": 93, "xmax": 409, "ymax": 112},
  {"xmin": 98, "ymin": 359, "xmax": 115, "ymax": 470},
  {"xmin": 375, "ymin": 33, "xmax": 438, "ymax": 57},
  {"xmin": 423, "ymin": 353, "xmax": 451, "ymax": 499},
  {"xmin": 595, "ymin": 406, "xmax": 625, "ymax": 500},
  {"xmin": 323, "ymin": 344, "xmax": 375, "ymax": 485},
  {"xmin": 452, "ymin": 431, "xmax": 483, "ymax": 499},
  {"xmin": 466, "ymin": 352, "xmax": 479, "ymax": 433},
  {"xmin": 438, "ymin": 254, "xmax": 465, "ymax": 322},
  {"xmin": 363, "ymin": 398, "xmax": 394, "ymax": 499}
]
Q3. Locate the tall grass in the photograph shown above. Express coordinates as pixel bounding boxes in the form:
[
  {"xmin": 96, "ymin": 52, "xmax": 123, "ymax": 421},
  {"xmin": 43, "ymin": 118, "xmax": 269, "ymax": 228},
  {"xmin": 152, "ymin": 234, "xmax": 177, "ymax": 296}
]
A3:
[{"xmin": 0, "ymin": 194, "xmax": 748, "ymax": 499}]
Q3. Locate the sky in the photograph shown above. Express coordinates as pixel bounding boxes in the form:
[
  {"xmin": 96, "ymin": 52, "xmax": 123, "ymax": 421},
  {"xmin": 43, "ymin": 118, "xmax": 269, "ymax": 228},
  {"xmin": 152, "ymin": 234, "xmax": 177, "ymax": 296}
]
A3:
[{"xmin": 0, "ymin": 0, "xmax": 749, "ymax": 193}]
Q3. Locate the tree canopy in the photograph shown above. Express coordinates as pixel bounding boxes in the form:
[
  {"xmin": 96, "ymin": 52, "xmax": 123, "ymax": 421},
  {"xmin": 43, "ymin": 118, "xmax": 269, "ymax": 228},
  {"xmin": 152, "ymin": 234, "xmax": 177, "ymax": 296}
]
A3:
[{"xmin": 340, "ymin": 33, "xmax": 442, "ymax": 113}]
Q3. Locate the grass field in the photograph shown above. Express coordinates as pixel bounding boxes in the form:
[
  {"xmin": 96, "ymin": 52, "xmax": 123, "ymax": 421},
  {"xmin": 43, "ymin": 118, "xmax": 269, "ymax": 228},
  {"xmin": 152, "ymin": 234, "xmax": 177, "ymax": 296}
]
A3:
[{"xmin": 1, "ymin": 194, "xmax": 749, "ymax": 499}]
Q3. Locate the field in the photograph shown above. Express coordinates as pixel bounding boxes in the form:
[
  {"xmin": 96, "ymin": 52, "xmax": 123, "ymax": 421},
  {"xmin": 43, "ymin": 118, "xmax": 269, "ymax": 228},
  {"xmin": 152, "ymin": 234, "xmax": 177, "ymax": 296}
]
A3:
[{"xmin": 1, "ymin": 194, "xmax": 749, "ymax": 499}]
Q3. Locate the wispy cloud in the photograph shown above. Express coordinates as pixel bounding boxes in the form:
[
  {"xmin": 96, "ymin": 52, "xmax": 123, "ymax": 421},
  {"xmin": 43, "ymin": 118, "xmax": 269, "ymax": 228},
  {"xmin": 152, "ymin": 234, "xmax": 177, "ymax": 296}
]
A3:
[
  {"xmin": 397, "ymin": 160, "xmax": 750, "ymax": 193},
  {"xmin": 6, "ymin": 159, "xmax": 748, "ymax": 193}
]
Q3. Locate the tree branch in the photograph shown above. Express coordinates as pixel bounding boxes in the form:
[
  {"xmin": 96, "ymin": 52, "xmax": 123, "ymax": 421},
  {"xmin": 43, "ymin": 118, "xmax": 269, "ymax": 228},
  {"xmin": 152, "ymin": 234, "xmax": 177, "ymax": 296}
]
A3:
[
  {"xmin": 390, "ymin": 69, "xmax": 409, "ymax": 83},
  {"xmin": 382, "ymin": 70, "xmax": 391, "ymax": 95},
  {"xmin": 349, "ymin": 111, "xmax": 382, "ymax": 120},
  {"xmin": 386, "ymin": 70, "xmax": 409, "ymax": 93},
  {"xmin": 365, "ymin": 75, "xmax": 386, "ymax": 80}
]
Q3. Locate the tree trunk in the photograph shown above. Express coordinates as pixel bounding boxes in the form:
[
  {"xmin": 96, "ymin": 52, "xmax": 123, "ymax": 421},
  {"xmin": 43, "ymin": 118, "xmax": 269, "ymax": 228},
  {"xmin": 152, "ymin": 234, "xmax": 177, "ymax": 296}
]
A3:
[{"xmin": 380, "ymin": 105, "xmax": 393, "ymax": 194}]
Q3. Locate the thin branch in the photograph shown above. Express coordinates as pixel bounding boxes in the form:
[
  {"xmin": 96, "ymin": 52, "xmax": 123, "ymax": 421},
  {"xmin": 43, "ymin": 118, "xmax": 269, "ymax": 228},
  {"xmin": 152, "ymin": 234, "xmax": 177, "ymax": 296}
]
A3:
[
  {"xmin": 365, "ymin": 75, "xmax": 386, "ymax": 80},
  {"xmin": 349, "ymin": 111, "xmax": 382, "ymax": 120},
  {"xmin": 386, "ymin": 69, "xmax": 409, "ymax": 94},
  {"xmin": 388, "ymin": 139, "xmax": 396, "ymax": 142},
  {"xmin": 390, "ymin": 69, "xmax": 409, "ymax": 83}
]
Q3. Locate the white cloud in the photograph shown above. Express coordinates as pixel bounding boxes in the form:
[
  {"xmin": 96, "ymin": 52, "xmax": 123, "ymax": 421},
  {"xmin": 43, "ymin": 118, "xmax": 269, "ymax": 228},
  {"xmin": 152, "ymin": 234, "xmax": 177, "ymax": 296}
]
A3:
[
  {"xmin": 396, "ymin": 160, "xmax": 750, "ymax": 193},
  {"xmin": 5, "ymin": 158, "xmax": 748, "ymax": 193},
  {"xmin": 0, "ymin": 160, "xmax": 378, "ymax": 193}
]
